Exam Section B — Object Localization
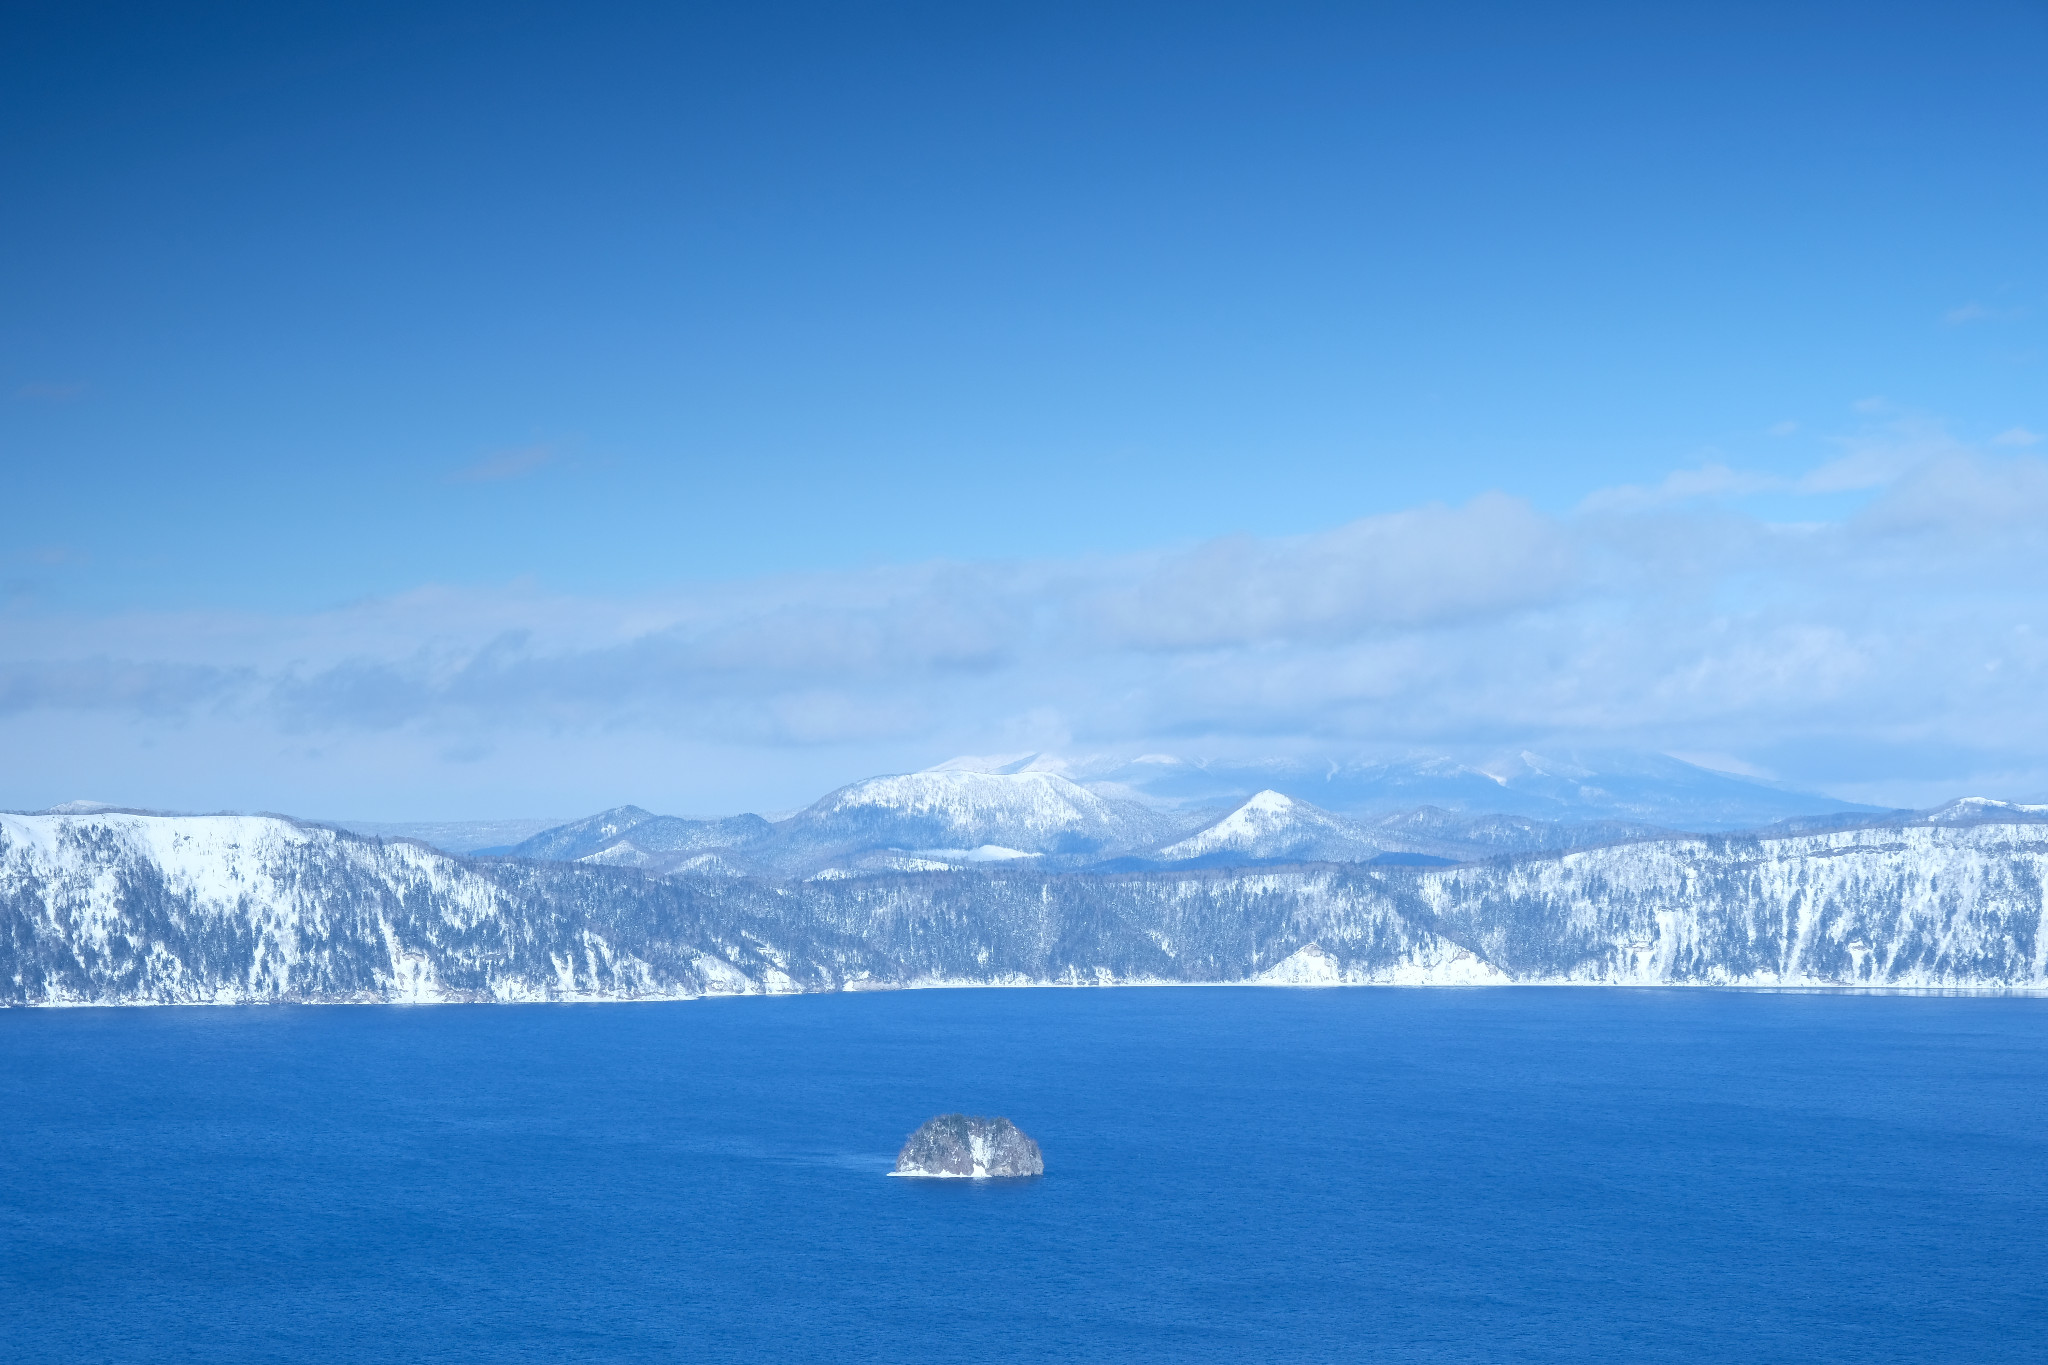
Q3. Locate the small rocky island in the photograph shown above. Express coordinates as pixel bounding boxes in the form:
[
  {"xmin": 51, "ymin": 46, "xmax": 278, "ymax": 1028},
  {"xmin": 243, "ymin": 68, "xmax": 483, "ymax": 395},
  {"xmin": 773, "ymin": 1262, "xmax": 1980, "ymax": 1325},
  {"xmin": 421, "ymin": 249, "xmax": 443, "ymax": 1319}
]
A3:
[{"xmin": 893, "ymin": 1114, "xmax": 1044, "ymax": 1178}]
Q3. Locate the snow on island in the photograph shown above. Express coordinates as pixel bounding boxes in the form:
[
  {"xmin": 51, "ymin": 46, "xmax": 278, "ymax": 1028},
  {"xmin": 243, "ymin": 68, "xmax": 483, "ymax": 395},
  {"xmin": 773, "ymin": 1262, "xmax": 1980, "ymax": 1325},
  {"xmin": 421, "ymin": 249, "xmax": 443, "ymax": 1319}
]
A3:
[{"xmin": 892, "ymin": 1114, "xmax": 1044, "ymax": 1178}]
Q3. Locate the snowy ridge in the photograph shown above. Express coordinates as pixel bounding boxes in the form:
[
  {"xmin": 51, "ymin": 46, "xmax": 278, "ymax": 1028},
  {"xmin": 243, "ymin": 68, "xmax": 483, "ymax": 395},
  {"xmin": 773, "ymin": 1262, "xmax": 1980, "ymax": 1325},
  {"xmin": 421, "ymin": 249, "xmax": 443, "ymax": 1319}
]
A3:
[
  {"xmin": 0, "ymin": 813, "xmax": 783, "ymax": 1005},
  {"xmin": 487, "ymin": 771, "xmax": 1178, "ymax": 879},
  {"xmin": 503, "ymin": 807, "xmax": 774, "ymax": 868},
  {"xmin": 486, "ymin": 759, "xmax": 1836, "ymax": 880},
  {"xmin": 1067, "ymin": 749, "xmax": 1879, "ymax": 828},
  {"xmin": 800, "ymin": 770, "xmax": 1141, "ymax": 849},
  {"xmin": 307, "ymin": 747, "xmax": 1895, "ymax": 877},
  {"xmin": 4, "ymin": 810, "xmax": 2047, "ymax": 1004},
  {"xmin": 1413, "ymin": 821, "xmax": 2048, "ymax": 987},
  {"xmin": 1157, "ymin": 790, "xmax": 1379, "ymax": 862},
  {"xmin": 1921, "ymin": 797, "xmax": 2048, "ymax": 822},
  {"xmin": 739, "ymin": 768, "xmax": 1179, "ymax": 874}
]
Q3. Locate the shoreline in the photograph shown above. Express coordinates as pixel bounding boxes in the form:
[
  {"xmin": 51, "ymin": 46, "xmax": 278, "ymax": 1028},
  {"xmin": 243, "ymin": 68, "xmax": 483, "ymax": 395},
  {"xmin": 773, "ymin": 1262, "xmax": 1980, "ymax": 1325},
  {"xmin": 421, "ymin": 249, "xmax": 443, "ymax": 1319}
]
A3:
[{"xmin": 9, "ymin": 979, "xmax": 2048, "ymax": 1009}]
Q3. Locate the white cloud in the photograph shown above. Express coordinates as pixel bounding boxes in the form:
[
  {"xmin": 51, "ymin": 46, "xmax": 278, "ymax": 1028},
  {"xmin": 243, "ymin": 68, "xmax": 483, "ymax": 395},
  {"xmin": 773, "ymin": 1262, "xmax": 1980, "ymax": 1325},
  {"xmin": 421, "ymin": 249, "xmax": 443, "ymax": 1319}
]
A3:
[
  {"xmin": 1664, "ymin": 751, "xmax": 1775, "ymax": 780},
  {"xmin": 1795, "ymin": 414, "xmax": 1968, "ymax": 494},
  {"xmin": 1855, "ymin": 452, "xmax": 2048, "ymax": 536},
  {"xmin": 1579, "ymin": 463, "xmax": 1782, "ymax": 513},
  {"xmin": 5, "ymin": 436, "xmax": 2048, "ymax": 815},
  {"xmin": 1084, "ymin": 493, "xmax": 1576, "ymax": 649}
]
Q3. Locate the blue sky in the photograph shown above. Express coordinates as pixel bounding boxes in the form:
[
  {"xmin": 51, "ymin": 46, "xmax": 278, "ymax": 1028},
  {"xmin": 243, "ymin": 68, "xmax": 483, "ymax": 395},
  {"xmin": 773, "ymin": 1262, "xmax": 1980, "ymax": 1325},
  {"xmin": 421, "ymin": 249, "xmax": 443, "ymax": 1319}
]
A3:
[{"xmin": 3, "ymin": 1, "xmax": 2045, "ymax": 817}]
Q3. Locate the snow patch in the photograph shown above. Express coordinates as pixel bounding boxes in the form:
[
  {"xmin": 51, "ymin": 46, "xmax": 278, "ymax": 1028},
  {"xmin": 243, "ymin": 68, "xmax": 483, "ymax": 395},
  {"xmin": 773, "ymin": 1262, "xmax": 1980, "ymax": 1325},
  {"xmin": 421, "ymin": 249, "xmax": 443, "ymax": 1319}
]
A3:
[
  {"xmin": 1255, "ymin": 942, "xmax": 1343, "ymax": 985},
  {"xmin": 911, "ymin": 845, "xmax": 1040, "ymax": 863}
]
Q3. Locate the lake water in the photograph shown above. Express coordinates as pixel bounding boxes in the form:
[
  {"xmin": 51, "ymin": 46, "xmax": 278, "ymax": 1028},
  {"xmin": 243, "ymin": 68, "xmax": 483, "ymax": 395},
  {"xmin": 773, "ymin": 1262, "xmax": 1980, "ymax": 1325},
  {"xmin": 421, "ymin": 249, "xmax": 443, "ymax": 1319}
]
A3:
[{"xmin": 4, "ymin": 988, "xmax": 2044, "ymax": 1362}]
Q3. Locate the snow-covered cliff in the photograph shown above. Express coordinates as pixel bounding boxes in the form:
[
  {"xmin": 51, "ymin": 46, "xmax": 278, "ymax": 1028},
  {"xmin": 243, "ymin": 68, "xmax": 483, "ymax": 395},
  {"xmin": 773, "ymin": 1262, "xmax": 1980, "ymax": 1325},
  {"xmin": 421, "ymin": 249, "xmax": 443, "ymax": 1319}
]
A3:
[
  {"xmin": 0, "ymin": 812, "xmax": 801, "ymax": 1005},
  {"xmin": 1412, "ymin": 820, "xmax": 2048, "ymax": 987},
  {"xmin": 3, "ymin": 810, "xmax": 2044, "ymax": 1004}
]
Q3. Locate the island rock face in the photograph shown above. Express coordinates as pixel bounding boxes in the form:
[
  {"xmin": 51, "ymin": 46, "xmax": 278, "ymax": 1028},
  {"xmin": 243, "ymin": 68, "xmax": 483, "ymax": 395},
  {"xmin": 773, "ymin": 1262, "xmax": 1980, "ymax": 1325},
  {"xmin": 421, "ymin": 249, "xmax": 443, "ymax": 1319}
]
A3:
[{"xmin": 894, "ymin": 1114, "xmax": 1044, "ymax": 1178}]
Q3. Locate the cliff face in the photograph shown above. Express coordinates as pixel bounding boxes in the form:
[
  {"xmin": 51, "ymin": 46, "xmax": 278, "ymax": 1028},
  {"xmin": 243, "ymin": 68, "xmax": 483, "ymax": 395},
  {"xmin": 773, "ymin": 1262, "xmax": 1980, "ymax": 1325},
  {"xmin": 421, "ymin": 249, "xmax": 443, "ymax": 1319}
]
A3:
[
  {"xmin": 3, "ymin": 811, "xmax": 2046, "ymax": 1005},
  {"xmin": 895, "ymin": 1115, "xmax": 1044, "ymax": 1178},
  {"xmin": 1408, "ymin": 822, "xmax": 2048, "ymax": 986},
  {"xmin": 0, "ymin": 813, "xmax": 810, "ymax": 1005}
]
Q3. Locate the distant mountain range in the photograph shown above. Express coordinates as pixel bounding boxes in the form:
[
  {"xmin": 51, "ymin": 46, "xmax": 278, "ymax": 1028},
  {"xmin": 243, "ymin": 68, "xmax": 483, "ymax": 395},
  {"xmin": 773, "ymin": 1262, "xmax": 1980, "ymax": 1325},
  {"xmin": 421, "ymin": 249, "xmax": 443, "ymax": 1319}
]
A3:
[
  {"xmin": 1051, "ymin": 749, "xmax": 1883, "ymax": 827},
  {"xmin": 479, "ymin": 770, "xmax": 1184, "ymax": 879},
  {"xmin": 317, "ymin": 816, "xmax": 568, "ymax": 855},
  {"xmin": 331, "ymin": 750, "xmax": 1881, "ymax": 881},
  {"xmin": 328, "ymin": 749, "xmax": 1884, "ymax": 865}
]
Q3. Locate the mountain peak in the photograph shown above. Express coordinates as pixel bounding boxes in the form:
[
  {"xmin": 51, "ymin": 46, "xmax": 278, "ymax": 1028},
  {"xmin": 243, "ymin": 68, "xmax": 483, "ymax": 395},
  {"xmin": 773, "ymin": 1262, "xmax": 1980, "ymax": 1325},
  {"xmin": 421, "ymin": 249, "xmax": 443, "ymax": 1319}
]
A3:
[
  {"xmin": 1157, "ymin": 790, "xmax": 1369, "ymax": 862},
  {"xmin": 792, "ymin": 768, "xmax": 1167, "ymax": 858}
]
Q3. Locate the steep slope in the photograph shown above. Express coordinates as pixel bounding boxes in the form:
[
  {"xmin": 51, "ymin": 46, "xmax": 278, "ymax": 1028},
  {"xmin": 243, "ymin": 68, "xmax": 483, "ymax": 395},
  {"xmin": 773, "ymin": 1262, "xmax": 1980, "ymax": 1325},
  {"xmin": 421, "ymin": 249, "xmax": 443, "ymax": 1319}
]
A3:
[
  {"xmin": 0, "ymin": 811, "xmax": 1482, "ymax": 1001},
  {"xmin": 6, "ymin": 809, "xmax": 2046, "ymax": 1004},
  {"xmin": 1410, "ymin": 819, "xmax": 2048, "ymax": 986},
  {"xmin": 0, "ymin": 812, "xmax": 814, "ymax": 1003}
]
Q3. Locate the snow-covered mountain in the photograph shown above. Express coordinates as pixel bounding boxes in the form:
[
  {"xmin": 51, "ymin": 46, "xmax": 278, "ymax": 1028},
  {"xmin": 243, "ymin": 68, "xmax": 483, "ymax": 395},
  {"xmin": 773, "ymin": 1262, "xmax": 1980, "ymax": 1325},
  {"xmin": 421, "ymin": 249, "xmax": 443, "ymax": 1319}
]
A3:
[
  {"xmin": 475, "ymin": 771, "xmax": 1182, "ymax": 880},
  {"xmin": 1154, "ymin": 791, "xmax": 1382, "ymax": 864},
  {"xmin": 322, "ymin": 817, "xmax": 568, "ymax": 855},
  {"xmin": 492, "ymin": 754, "xmax": 1755, "ymax": 879},
  {"xmin": 501, "ymin": 806, "xmax": 774, "ymax": 870},
  {"xmin": 1138, "ymin": 791, "xmax": 1675, "ymax": 868},
  {"xmin": 1068, "ymin": 749, "xmax": 1879, "ymax": 829},
  {"xmin": 1920, "ymin": 797, "xmax": 2048, "ymax": 823},
  {"xmin": 312, "ymin": 749, "xmax": 1880, "ymax": 863},
  {"xmin": 0, "ymin": 811, "xmax": 798, "ymax": 1003},
  {"xmin": 7, "ymin": 805, "xmax": 2048, "ymax": 1004},
  {"xmin": 1357, "ymin": 806, "xmax": 1676, "ymax": 857},
  {"xmin": 787, "ymin": 769, "xmax": 1164, "ymax": 852}
]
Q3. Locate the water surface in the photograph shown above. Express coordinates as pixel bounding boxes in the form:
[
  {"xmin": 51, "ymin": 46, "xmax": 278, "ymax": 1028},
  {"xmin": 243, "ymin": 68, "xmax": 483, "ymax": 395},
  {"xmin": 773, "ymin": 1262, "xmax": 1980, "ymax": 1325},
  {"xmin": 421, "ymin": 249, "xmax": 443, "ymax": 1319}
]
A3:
[{"xmin": 3, "ymin": 988, "xmax": 2043, "ymax": 1361}]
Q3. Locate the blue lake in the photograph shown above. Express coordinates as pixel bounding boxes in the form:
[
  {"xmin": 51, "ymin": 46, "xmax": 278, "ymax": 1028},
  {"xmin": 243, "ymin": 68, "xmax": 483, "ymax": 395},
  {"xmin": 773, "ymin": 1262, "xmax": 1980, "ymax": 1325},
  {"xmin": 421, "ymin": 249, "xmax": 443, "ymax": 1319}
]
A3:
[{"xmin": 3, "ymin": 988, "xmax": 2044, "ymax": 1362}]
